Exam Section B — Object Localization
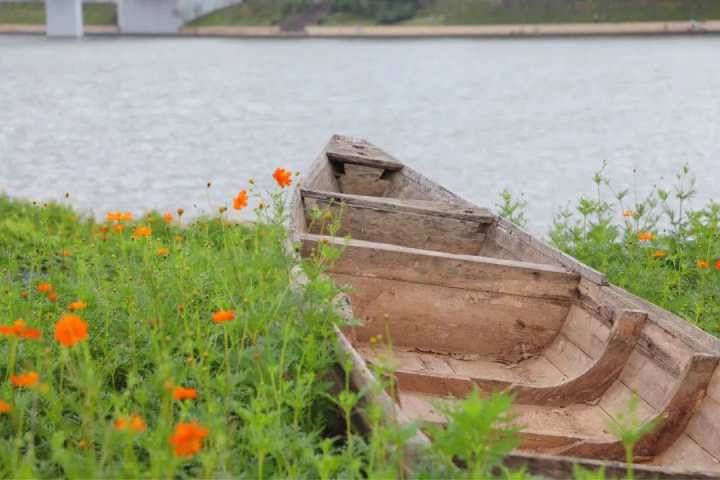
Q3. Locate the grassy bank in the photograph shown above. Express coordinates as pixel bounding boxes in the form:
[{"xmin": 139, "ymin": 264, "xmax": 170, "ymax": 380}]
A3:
[
  {"xmin": 411, "ymin": 0, "xmax": 720, "ymax": 25},
  {"xmin": 0, "ymin": 2, "xmax": 116, "ymax": 25},
  {"xmin": 189, "ymin": 0, "xmax": 720, "ymax": 28},
  {"xmin": 0, "ymin": 172, "xmax": 534, "ymax": 478}
]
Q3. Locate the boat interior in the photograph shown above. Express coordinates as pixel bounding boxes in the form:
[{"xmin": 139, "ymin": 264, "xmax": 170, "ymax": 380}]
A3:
[{"xmin": 292, "ymin": 135, "xmax": 720, "ymax": 473}]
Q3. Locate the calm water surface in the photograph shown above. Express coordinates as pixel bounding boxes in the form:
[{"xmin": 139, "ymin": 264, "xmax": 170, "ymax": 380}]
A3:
[{"xmin": 1, "ymin": 35, "xmax": 718, "ymax": 232}]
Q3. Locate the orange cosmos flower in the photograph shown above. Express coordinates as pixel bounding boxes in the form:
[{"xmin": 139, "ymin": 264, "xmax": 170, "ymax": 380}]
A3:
[
  {"xmin": 653, "ymin": 250, "xmax": 667, "ymax": 258},
  {"xmin": 637, "ymin": 231, "xmax": 655, "ymax": 241},
  {"xmin": 0, "ymin": 401, "xmax": 11, "ymax": 413},
  {"xmin": 211, "ymin": 309, "xmax": 235, "ymax": 324},
  {"xmin": 60, "ymin": 249, "xmax": 70, "ymax": 257},
  {"xmin": 36, "ymin": 283, "xmax": 53, "ymax": 293},
  {"xmin": 115, "ymin": 415, "xmax": 147, "ymax": 432},
  {"xmin": 623, "ymin": 210, "xmax": 634, "ymax": 218},
  {"xmin": 157, "ymin": 247, "xmax": 169, "ymax": 257},
  {"xmin": 113, "ymin": 223, "xmax": 124, "ymax": 233},
  {"xmin": 107, "ymin": 211, "xmax": 133, "ymax": 222},
  {"xmin": 716, "ymin": 259, "xmax": 720, "ymax": 271},
  {"xmin": 99, "ymin": 225, "xmax": 109, "ymax": 233},
  {"xmin": 54, "ymin": 314, "xmax": 88, "ymax": 347},
  {"xmin": 697, "ymin": 259, "xmax": 710, "ymax": 269},
  {"xmin": 47, "ymin": 291, "xmax": 58, "ymax": 302},
  {"xmin": 273, "ymin": 168, "xmax": 292, "ymax": 188},
  {"xmin": 162, "ymin": 212, "xmax": 174, "ymax": 223},
  {"xmin": 133, "ymin": 226, "xmax": 152, "ymax": 239},
  {"xmin": 0, "ymin": 320, "xmax": 42, "ymax": 340},
  {"xmin": 170, "ymin": 421, "xmax": 209, "ymax": 458},
  {"xmin": 233, "ymin": 190, "xmax": 248, "ymax": 210},
  {"xmin": 69, "ymin": 301, "xmax": 87, "ymax": 312},
  {"xmin": 11, "ymin": 372, "xmax": 39, "ymax": 388},
  {"xmin": 172, "ymin": 387, "xmax": 197, "ymax": 401}
]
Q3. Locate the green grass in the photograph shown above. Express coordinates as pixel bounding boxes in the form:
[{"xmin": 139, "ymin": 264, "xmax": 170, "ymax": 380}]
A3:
[
  {"xmin": 500, "ymin": 164, "xmax": 720, "ymax": 337},
  {"xmin": 187, "ymin": 1, "xmax": 289, "ymax": 27},
  {"xmin": 414, "ymin": 0, "xmax": 720, "ymax": 25},
  {"xmin": 0, "ymin": 2, "xmax": 116, "ymax": 25}
]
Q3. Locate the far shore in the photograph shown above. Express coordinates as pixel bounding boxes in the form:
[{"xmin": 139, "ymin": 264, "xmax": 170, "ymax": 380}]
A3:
[{"xmin": 1, "ymin": 20, "xmax": 719, "ymax": 38}]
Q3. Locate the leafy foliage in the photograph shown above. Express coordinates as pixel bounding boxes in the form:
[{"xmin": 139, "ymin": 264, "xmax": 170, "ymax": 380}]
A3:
[{"xmin": 549, "ymin": 164, "xmax": 720, "ymax": 336}]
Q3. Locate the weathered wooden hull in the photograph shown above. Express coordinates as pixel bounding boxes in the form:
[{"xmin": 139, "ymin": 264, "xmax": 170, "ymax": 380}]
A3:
[{"xmin": 290, "ymin": 135, "xmax": 720, "ymax": 478}]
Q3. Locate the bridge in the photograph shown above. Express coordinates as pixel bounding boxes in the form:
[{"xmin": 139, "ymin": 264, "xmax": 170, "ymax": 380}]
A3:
[{"xmin": 45, "ymin": 0, "xmax": 244, "ymax": 37}]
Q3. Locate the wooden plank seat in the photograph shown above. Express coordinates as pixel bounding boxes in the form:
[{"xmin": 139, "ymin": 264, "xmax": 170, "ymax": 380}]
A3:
[
  {"xmin": 301, "ymin": 188, "xmax": 493, "ymax": 255},
  {"xmin": 398, "ymin": 353, "xmax": 719, "ymax": 462},
  {"xmin": 298, "ymin": 233, "xmax": 581, "ymax": 359}
]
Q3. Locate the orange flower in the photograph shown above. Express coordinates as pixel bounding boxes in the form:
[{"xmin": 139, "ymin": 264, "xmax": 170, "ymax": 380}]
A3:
[
  {"xmin": 107, "ymin": 211, "xmax": 133, "ymax": 222},
  {"xmin": 157, "ymin": 247, "xmax": 169, "ymax": 257},
  {"xmin": 133, "ymin": 226, "xmax": 152, "ymax": 239},
  {"xmin": 0, "ymin": 320, "xmax": 41, "ymax": 340},
  {"xmin": 211, "ymin": 309, "xmax": 235, "ymax": 324},
  {"xmin": 177, "ymin": 208, "xmax": 184, "ymax": 217},
  {"xmin": 47, "ymin": 291, "xmax": 58, "ymax": 302},
  {"xmin": 637, "ymin": 231, "xmax": 655, "ymax": 241},
  {"xmin": 115, "ymin": 415, "xmax": 147, "ymax": 432},
  {"xmin": 162, "ymin": 212, "xmax": 174, "ymax": 223},
  {"xmin": 697, "ymin": 259, "xmax": 710, "ymax": 269},
  {"xmin": 653, "ymin": 250, "xmax": 667, "ymax": 258},
  {"xmin": 623, "ymin": 210, "xmax": 634, "ymax": 218},
  {"xmin": 233, "ymin": 190, "xmax": 248, "ymax": 210},
  {"xmin": 99, "ymin": 225, "xmax": 109, "ymax": 233},
  {"xmin": 36, "ymin": 282, "xmax": 53, "ymax": 293},
  {"xmin": 716, "ymin": 259, "xmax": 720, "ymax": 271},
  {"xmin": 0, "ymin": 400, "xmax": 11, "ymax": 413},
  {"xmin": 54, "ymin": 314, "xmax": 88, "ymax": 347},
  {"xmin": 273, "ymin": 168, "xmax": 292, "ymax": 188},
  {"xmin": 11, "ymin": 372, "xmax": 39, "ymax": 388},
  {"xmin": 113, "ymin": 223, "xmax": 125, "ymax": 233},
  {"xmin": 169, "ymin": 421, "xmax": 209, "ymax": 458},
  {"xmin": 172, "ymin": 387, "xmax": 197, "ymax": 401},
  {"xmin": 69, "ymin": 301, "xmax": 87, "ymax": 312},
  {"xmin": 60, "ymin": 249, "xmax": 71, "ymax": 257}
]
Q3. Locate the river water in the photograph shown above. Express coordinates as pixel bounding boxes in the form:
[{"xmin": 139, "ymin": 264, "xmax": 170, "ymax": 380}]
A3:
[{"xmin": 1, "ymin": 34, "xmax": 718, "ymax": 232}]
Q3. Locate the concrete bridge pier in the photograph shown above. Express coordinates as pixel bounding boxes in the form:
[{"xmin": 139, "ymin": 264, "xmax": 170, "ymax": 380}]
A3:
[{"xmin": 46, "ymin": 0, "xmax": 84, "ymax": 37}]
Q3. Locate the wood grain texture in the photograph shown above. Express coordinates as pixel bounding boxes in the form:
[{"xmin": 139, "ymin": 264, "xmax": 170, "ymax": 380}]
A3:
[
  {"xmin": 325, "ymin": 134, "xmax": 404, "ymax": 173},
  {"xmin": 490, "ymin": 218, "xmax": 609, "ymax": 285},
  {"xmin": 509, "ymin": 310, "xmax": 647, "ymax": 406},
  {"xmin": 299, "ymin": 233, "xmax": 579, "ymax": 301},
  {"xmin": 301, "ymin": 188, "xmax": 493, "ymax": 222},
  {"xmin": 559, "ymin": 354, "xmax": 719, "ymax": 460},
  {"xmin": 337, "ymin": 274, "xmax": 569, "ymax": 357},
  {"xmin": 368, "ymin": 310, "xmax": 645, "ymax": 407},
  {"xmin": 302, "ymin": 196, "xmax": 490, "ymax": 255}
]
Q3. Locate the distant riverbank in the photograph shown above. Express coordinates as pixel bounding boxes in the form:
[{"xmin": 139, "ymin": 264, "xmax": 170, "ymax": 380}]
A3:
[{"xmin": 2, "ymin": 20, "xmax": 720, "ymax": 37}]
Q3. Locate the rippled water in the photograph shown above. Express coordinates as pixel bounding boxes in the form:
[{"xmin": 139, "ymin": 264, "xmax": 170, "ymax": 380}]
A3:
[{"xmin": 1, "ymin": 34, "xmax": 718, "ymax": 232}]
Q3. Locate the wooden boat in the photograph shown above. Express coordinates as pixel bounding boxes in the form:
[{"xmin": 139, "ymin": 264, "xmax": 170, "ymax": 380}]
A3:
[{"xmin": 290, "ymin": 135, "xmax": 720, "ymax": 478}]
